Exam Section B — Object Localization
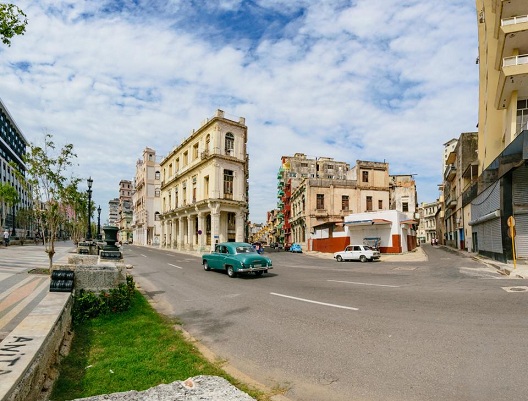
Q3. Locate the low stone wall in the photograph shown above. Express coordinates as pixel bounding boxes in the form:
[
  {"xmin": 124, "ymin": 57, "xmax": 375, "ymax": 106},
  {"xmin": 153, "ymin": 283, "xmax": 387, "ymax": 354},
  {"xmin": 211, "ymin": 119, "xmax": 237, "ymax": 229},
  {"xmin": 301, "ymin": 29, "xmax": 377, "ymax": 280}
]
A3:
[
  {"xmin": 52, "ymin": 263, "xmax": 127, "ymax": 293},
  {"xmin": 0, "ymin": 293, "xmax": 72, "ymax": 401}
]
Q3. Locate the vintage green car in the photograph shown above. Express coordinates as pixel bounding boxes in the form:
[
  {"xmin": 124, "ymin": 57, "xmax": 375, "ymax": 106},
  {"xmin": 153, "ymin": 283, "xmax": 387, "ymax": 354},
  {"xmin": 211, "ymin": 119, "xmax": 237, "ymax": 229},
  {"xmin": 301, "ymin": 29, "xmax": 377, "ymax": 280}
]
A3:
[{"xmin": 202, "ymin": 242, "xmax": 273, "ymax": 278}]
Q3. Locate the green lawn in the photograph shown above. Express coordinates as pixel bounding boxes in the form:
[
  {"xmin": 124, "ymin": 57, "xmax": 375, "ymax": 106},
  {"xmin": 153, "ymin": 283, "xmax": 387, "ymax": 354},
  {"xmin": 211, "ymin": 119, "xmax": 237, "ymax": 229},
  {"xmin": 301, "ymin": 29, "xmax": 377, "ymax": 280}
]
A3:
[{"xmin": 50, "ymin": 290, "xmax": 271, "ymax": 400}]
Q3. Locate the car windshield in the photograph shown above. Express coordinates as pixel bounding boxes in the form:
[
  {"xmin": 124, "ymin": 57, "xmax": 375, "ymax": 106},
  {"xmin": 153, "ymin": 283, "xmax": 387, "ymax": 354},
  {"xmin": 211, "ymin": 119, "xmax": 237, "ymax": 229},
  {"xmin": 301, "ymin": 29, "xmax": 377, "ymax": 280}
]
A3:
[{"xmin": 236, "ymin": 245, "xmax": 257, "ymax": 254}]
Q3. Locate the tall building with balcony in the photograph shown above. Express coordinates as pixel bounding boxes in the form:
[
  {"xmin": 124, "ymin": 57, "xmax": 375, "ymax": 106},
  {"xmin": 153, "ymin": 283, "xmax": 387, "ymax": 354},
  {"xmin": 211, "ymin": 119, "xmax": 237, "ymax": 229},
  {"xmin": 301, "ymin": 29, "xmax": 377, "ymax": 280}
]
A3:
[
  {"xmin": 0, "ymin": 98, "xmax": 32, "ymax": 234},
  {"xmin": 118, "ymin": 180, "xmax": 133, "ymax": 243},
  {"xmin": 289, "ymin": 160, "xmax": 390, "ymax": 251},
  {"xmin": 472, "ymin": 0, "xmax": 528, "ymax": 261},
  {"xmin": 277, "ymin": 153, "xmax": 350, "ymax": 246},
  {"xmin": 132, "ymin": 147, "xmax": 161, "ymax": 246},
  {"xmin": 417, "ymin": 201, "xmax": 439, "ymax": 244},
  {"xmin": 159, "ymin": 110, "xmax": 248, "ymax": 251},
  {"xmin": 108, "ymin": 198, "xmax": 119, "ymax": 226},
  {"xmin": 443, "ymin": 132, "xmax": 478, "ymax": 251}
]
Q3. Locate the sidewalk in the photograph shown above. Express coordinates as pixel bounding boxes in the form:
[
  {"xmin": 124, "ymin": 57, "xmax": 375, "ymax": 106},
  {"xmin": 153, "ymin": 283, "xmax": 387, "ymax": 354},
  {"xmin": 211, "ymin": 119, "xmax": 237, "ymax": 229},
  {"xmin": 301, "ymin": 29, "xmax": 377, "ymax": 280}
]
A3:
[
  {"xmin": 438, "ymin": 245, "xmax": 528, "ymax": 279},
  {"xmin": 306, "ymin": 245, "xmax": 528, "ymax": 278}
]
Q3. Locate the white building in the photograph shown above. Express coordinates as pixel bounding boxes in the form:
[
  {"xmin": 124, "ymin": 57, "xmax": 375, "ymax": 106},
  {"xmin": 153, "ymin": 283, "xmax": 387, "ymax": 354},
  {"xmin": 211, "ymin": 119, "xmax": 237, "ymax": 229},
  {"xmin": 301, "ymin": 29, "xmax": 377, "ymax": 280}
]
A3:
[
  {"xmin": 132, "ymin": 147, "xmax": 162, "ymax": 246},
  {"xmin": 159, "ymin": 110, "xmax": 248, "ymax": 251},
  {"xmin": 342, "ymin": 210, "xmax": 417, "ymax": 253}
]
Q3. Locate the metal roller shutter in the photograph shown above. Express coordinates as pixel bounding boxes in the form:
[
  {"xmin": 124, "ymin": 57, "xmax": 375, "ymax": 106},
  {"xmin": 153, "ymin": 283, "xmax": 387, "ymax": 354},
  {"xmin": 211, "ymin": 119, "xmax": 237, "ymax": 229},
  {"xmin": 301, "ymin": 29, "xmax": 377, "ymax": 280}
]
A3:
[
  {"xmin": 513, "ymin": 166, "xmax": 528, "ymax": 258},
  {"xmin": 514, "ymin": 214, "xmax": 528, "ymax": 258}
]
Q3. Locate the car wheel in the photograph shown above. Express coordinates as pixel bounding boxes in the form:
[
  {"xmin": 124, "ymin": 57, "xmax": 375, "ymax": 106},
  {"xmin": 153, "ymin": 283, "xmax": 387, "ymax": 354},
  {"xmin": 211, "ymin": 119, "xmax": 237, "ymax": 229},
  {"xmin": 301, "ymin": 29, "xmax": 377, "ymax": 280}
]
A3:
[
  {"xmin": 203, "ymin": 260, "xmax": 210, "ymax": 271},
  {"xmin": 336, "ymin": 255, "xmax": 343, "ymax": 262},
  {"xmin": 226, "ymin": 266, "xmax": 237, "ymax": 278},
  {"xmin": 360, "ymin": 255, "xmax": 367, "ymax": 263},
  {"xmin": 255, "ymin": 270, "xmax": 264, "ymax": 276}
]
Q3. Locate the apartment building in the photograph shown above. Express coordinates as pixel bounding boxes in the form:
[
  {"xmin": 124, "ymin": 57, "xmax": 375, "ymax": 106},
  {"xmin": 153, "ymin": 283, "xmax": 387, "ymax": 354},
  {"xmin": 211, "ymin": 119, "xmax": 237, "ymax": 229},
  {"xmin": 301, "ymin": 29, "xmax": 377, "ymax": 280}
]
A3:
[
  {"xmin": 417, "ymin": 201, "xmax": 439, "ymax": 244},
  {"xmin": 118, "ymin": 180, "xmax": 133, "ymax": 243},
  {"xmin": 472, "ymin": 0, "xmax": 528, "ymax": 261},
  {"xmin": 159, "ymin": 110, "xmax": 248, "ymax": 251},
  {"xmin": 0, "ymin": 98, "xmax": 32, "ymax": 234},
  {"xmin": 277, "ymin": 153, "xmax": 350, "ymax": 246},
  {"xmin": 443, "ymin": 132, "xmax": 478, "ymax": 251},
  {"xmin": 389, "ymin": 174, "xmax": 418, "ymax": 219},
  {"xmin": 131, "ymin": 147, "xmax": 161, "ymax": 246},
  {"xmin": 108, "ymin": 198, "xmax": 119, "ymax": 226},
  {"xmin": 289, "ymin": 160, "xmax": 390, "ymax": 251}
]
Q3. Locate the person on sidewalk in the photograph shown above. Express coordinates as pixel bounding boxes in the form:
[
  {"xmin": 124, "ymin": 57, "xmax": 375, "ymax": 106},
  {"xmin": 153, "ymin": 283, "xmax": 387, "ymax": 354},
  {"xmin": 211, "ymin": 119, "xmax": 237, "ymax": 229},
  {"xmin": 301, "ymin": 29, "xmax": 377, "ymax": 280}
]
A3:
[{"xmin": 3, "ymin": 229, "xmax": 10, "ymax": 247}]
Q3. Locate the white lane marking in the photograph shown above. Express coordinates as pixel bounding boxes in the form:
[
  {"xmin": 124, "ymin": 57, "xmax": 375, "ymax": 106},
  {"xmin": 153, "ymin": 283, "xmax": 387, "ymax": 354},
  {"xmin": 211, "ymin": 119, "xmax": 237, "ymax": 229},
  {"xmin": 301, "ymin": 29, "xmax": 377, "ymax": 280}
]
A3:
[
  {"xmin": 328, "ymin": 280, "xmax": 400, "ymax": 288},
  {"xmin": 141, "ymin": 254, "xmax": 148, "ymax": 258},
  {"xmin": 270, "ymin": 292, "xmax": 358, "ymax": 311},
  {"xmin": 168, "ymin": 263, "xmax": 183, "ymax": 269}
]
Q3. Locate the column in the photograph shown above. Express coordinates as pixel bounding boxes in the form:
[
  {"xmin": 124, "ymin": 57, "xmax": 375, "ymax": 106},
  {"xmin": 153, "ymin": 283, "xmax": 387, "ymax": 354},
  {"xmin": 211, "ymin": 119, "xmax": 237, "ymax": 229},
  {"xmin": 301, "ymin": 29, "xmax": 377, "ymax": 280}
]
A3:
[
  {"xmin": 235, "ymin": 210, "xmax": 245, "ymax": 242},
  {"xmin": 160, "ymin": 221, "xmax": 165, "ymax": 249},
  {"xmin": 179, "ymin": 217, "xmax": 185, "ymax": 250},
  {"xmin": 187, "ymin": 215, "xmax": 194, "ymax": 250},
  {"xmin": 198, "ymin": 212, "xmax": 206, "ymax": 251}
]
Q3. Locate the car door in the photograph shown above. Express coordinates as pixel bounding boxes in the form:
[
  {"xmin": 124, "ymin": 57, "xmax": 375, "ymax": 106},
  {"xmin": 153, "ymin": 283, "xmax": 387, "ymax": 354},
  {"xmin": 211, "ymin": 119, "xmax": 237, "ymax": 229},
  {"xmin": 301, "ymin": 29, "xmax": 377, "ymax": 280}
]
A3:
[
  {"xmin": 343, "ymin": 245, "xmax": 354, "ymax": 260},
  {"xmin": 209, "ymin": 244, "xmax": 226, "ymax": 270},
  {"xmin": 351, "ymin": 245, "xmax": 362, "ymax": 261}
]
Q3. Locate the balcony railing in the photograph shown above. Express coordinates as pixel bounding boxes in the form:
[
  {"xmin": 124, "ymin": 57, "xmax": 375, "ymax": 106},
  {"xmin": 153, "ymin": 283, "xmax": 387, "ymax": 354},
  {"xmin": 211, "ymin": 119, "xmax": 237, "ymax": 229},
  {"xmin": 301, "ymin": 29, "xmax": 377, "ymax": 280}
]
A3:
[
  {"xmin": 503, "ymin": 54, "xmax": 528, "ymax": 67},
  {"xmin": 502, "ymin": 15, "xmax": 528, "ymax": 26}
]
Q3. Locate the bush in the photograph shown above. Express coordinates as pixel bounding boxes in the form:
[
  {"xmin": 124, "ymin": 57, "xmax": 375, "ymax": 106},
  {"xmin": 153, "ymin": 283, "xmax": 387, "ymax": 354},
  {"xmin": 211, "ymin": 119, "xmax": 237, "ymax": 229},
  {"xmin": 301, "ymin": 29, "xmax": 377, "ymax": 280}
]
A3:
[{"xmin": 72, "ymin": 275, "xmax": 136, "ymax": 324}]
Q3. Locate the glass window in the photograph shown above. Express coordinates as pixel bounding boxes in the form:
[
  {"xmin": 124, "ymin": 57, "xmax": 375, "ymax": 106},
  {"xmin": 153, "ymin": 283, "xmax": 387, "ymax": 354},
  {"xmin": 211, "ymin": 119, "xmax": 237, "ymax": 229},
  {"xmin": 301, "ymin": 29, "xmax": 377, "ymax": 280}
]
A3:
[
  {"xmin": 366, "ymin": 196, "xmax": 372, "ymax": 211},
  {"xmin": 362, "ymin": 171, "xmax": 369, "ymax": 182},
  {"xmin": 316, "ymin": 194, "xmax": 324, "ymax": 209},
  {"xmin": 224, "ymin": 169, "xmax": 234, "ymax": 195},
  {"xmin": 225, "ymin": 133, "xmax": 234, "ymax": 154},
  {"xmin": 342, "ymin": 195, "xmax": 349, "ymax": 211}
]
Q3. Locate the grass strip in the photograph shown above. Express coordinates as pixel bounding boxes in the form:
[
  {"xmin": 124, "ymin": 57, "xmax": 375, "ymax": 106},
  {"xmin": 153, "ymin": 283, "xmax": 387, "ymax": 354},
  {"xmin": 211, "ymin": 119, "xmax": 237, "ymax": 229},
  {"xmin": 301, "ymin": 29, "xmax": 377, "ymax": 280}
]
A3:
[{"xmin": 50, "ymin": 290, "xmax": 268, "ymax": 400}]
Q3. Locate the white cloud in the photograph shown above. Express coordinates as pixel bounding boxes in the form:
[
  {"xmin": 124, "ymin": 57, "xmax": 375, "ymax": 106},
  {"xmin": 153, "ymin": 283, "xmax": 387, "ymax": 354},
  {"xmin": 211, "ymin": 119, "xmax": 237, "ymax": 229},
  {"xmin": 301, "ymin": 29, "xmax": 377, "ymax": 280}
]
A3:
[{"xmin": 1, "ymin": 0, "xmax": 479, "ymax": 223}]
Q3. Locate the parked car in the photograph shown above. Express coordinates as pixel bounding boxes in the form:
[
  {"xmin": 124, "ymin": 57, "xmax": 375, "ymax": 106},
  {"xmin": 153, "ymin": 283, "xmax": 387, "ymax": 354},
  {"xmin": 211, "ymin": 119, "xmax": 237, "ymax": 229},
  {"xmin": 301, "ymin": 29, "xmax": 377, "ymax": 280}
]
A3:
[
  {"xmin": 202, "ymin": 242, "xmax": 273, "ymax": 278},
  {"xmin": 333, "ymin": 245, "xmax": 380, "ymax": 262},
  {"xmin": 289, "ymin": 243, "xmax": 302, "ymax": 253},
  {"xmin": 270, "ymin": 242, "xmax": 283, "ymax": 250}
]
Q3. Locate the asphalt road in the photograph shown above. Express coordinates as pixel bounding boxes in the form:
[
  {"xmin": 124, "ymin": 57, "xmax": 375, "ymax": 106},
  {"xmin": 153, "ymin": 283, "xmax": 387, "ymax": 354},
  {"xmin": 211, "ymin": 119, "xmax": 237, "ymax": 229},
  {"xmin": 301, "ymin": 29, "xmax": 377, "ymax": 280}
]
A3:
[{"xmin": 125, "ymin": 245, "xmax": 528, "ymax": 401}]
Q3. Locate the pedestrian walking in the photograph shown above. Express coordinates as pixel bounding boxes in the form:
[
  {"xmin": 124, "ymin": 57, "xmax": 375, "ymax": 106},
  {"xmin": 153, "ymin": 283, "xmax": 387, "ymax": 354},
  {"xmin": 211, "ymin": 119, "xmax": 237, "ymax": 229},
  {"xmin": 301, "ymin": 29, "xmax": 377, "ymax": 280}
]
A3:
[{"xmin": 3, "ymin": 229, "xmax": 10, "ymax": 247}]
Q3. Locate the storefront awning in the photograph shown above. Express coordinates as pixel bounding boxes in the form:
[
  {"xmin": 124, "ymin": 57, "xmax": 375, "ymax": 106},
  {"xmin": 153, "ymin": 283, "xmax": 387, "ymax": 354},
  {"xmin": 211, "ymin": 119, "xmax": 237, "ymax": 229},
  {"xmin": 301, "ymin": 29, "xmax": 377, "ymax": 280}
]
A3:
[
  {"xmin": 400, "ymin": 219, "xmax": 418, "ymax": 225},
  {"xmin": 344, "ymin": 219, "xmax": 392, "ymax": 226}
]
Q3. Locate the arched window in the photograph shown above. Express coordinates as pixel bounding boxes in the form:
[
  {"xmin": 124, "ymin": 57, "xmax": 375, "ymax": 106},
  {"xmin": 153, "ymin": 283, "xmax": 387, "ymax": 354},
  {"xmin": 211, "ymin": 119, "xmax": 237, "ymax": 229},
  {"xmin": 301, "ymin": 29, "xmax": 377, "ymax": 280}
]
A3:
[
  {"xmin": 155, "ymin": 171, "xmax": 160, "ymax": 180},
  {"xmin": 225, "ymin": 133, "xmax": 234, "ymax": 155}
]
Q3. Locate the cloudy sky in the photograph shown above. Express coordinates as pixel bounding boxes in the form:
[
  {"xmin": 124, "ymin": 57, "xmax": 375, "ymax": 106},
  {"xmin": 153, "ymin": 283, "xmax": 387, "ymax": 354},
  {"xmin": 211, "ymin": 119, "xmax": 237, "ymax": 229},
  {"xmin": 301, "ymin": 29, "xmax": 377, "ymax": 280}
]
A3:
[{"xmin": 1, "ymin": 0, "xmax": 478, "ymax": 223}]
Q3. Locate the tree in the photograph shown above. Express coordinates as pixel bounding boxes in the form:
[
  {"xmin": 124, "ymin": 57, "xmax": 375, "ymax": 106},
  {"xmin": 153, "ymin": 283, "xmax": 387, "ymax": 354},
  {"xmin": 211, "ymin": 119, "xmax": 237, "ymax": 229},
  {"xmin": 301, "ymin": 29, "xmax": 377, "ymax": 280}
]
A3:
[
  {"xmin": 0, "ymin": 4, "xmax": 27, "ymax": 46},
  {"xmin": 0, "ymin": 182, "xmax": 18, "ymax": 232},
  {"xmin": 62, "ymin": 181, "xmax": 91, "ymax": 245},
  {"xmin": 12, "ymin": 134, "xmax": 79, "ymax": 269}
]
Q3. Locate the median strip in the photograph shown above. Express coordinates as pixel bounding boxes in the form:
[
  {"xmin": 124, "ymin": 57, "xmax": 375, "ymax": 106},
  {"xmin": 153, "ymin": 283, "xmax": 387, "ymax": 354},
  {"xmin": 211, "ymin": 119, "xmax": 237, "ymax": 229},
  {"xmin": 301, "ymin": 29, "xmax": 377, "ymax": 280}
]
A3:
[{"xmin": 270, "ymin": 292, "xmax": 359, "ymax": 311}]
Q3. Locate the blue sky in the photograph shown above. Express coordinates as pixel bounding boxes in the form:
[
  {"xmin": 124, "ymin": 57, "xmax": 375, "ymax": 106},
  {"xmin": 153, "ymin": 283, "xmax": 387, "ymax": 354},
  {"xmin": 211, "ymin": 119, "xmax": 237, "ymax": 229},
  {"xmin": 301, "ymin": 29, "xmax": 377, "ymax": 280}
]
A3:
[{"xmin": 1, "ymin": 0, "xmax": 478, "ymax": 223}]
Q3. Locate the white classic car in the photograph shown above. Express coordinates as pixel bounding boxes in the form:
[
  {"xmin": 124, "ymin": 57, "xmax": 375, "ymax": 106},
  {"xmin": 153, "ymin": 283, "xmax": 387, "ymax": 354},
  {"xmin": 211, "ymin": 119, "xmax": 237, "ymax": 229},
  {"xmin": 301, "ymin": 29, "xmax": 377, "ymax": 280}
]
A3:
[{"xmin": 333, "ymin": 245, "xmax": 380, "ymax": 262}]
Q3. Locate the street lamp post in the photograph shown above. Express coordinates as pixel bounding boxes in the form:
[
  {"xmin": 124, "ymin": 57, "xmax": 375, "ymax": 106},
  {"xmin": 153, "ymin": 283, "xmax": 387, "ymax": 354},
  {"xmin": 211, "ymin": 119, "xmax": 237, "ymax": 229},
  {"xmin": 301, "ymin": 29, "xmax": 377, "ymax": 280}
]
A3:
[
  {"xmin": 97, "ymin": 205, "xmax": 101, "ymax": 239},
  {"xmin": 87, "ymin": 177, "xmax": 93, "ymax": 240}
]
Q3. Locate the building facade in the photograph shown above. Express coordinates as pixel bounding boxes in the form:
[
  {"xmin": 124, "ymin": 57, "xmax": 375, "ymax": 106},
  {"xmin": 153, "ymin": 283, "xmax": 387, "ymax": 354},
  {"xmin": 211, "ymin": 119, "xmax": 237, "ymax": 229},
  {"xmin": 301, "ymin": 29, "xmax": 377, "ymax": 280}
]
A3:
[
  {"xmin": 417, "ymin": 200, "xmax": 439, "ymax": 244},
  {"xmin": 443, "ymin": 132, "xmax": 478, "ymax": 251},
  {"xmin": 108, "ymin": 198, "xmax": 119, "ymax": 226},
  {"xmin": 118, "ymin": 180, "xmax": 133, "ymax": 243},
  {"xmin": 0, "ymin": 98, "xmax": 32, "ymax": 235},
  {"xmin": 471, "ymin": 0, "xmax": 528, "ymax": 262},
  {"xmin": 131, "ymin": 147, "xmax": 162, "ymax": 246},
  {"xmin": 159, "ymin": 110, "xmax": 248, "ymax": 251},
  {"xmin": 289, "ymin": 160, "xmax": 391, "ymax": 251},
  {"xmin": 277, "ymin": 153, "xmax": 350, "ymax": 247}
]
